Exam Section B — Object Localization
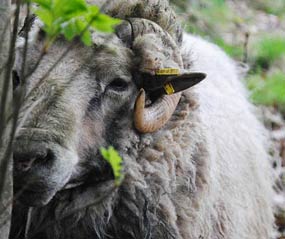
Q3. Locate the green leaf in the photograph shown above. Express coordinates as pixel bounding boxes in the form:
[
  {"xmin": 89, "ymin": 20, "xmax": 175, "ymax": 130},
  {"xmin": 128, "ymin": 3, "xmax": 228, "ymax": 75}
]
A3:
[
  {"xmin": 100, "ymin": 146, "xmax": 124, "ymax": 186},
  {"xmin": 91, "ymin": 14, "xmax": 121, "ymax": 32},
  {"xmin": 81, "ymin": 30, "xmax": 92, "ymax": 46},
  {"xmin": 254, "ymin": 36, "xmax": 285, "ymax": 68},
  {"xmin": 62, "ymin": 20, "xmax": 77, "ymax": 41},
  {"xmin": 74, "ymin": 18, "xmax": 90, "ymax": 44},
  {"xmin": 31, "ymin": 0, "xmax": 52, "ymax": 10},
  {"xmin": 248, "ymin": 71, "xmax": 285, "ymax": 108},
  {"xmin": 54, "ymin": 0, "xmax": 88, "ymax": 19},
  {"xmin": 88, "ymin": 5, "xmax": 100, "ymax": 16},
  {"xmin": 31, "ymin": 0, "xmax": 121, "ymax": 46},
  {"xmin": 34, "ymin": 8, "xmax": 53, "ymax": 27}
]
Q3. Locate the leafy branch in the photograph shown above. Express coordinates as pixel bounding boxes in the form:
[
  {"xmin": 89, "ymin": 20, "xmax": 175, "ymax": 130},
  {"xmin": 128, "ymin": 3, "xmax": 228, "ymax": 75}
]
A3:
[{"xmin": 30, "ymin": 0, "xmax": 121, "ymax": 50}]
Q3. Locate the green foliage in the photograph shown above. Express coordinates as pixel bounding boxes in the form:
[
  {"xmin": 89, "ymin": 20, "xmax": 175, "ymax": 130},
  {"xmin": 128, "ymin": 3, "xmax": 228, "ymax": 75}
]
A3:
[
  {"xmin": 30, "ymin": 0, "xmax": 121, "ymax": 47},
  {"xmin": 174, "ymin": 0, "xmax": 285, "ymax": 112},
  {"xmin": 247, "ymin": 71, "xmax": 285, "ymax": 110},
  {"xmin": 253, "ymin": 36, "xmax": 285, "ymax": 69},
  {"xmin": 214, "ymin": 38, "xmax": 243, "ymax": 59},
  {"xmin": 100, "ymin": 146, "xmax": 124, "ymax": 186}
]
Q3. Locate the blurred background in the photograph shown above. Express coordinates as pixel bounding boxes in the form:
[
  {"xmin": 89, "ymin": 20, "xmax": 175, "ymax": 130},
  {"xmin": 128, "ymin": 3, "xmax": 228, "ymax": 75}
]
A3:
[
  {"xmin": 170, "ymin": 0, "xmax": 285, "ymax": 113},
  {"xmin": 170, "ymin": 0, "xmax": 285, "ymax": 237}
]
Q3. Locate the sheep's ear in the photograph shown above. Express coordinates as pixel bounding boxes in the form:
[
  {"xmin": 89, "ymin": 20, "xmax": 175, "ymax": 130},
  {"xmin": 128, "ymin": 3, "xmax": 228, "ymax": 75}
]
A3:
[{"xmin": 160, "ymin": 72, "xmax": 206, "ymax": 95}]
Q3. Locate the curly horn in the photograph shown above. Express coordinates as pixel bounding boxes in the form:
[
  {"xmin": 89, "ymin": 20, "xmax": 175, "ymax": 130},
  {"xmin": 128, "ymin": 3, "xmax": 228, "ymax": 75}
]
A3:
[
  {"xmin": 134, "ymin": 89, "xmax": 181, "ymax": 133},
  {"xmin": 116, "ymin": 18, "xmax": 183, "ymax": 133}
]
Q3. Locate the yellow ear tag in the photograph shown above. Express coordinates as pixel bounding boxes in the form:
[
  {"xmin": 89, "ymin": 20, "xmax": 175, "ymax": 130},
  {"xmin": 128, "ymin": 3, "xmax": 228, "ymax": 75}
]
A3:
[
  {"xmin": 164, "ymin": 83, "xmax": 175, "ymax": 95},
  {"xmin": 156, "ymin": 68, "xmax": 180, "ymax": 76}
]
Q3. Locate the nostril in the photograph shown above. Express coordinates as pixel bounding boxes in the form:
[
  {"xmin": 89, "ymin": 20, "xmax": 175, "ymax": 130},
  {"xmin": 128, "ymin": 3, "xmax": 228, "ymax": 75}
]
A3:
[
  {"xmin": 41, "ymin": 149, "xmax": 55, "ymax": 164},
  {"xmin": 13, "ymin": 147, "xmax": 54, "ymax": 172}
]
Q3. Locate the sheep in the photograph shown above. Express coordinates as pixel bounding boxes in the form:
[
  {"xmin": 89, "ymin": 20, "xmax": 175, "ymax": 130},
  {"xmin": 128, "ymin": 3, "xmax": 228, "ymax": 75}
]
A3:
[{"xmin": 10, "ymin": 0, "xmax": 275, "ymax": 238}]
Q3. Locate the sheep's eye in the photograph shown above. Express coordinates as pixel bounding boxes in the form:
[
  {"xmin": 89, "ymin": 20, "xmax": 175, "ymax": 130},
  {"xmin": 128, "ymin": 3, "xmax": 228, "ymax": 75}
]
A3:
[
  {"xmin": 107, "ymin": 78, "xmax": 129, "ymax": 92},
  {"xmin": 12, "ymin": 70, "xmax": 20, "ymax": 90}
]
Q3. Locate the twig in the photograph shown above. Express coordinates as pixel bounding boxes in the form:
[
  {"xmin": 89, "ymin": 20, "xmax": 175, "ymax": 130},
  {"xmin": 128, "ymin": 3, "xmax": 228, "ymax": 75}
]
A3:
[
  {"xmin": 23, "ymin": 51, "xmax": 46, "ymax": 80},
  {"xmin": 0, "ymin": 95, "xmax": 45, "ymax": 208},
  {"xmin": 0, "ymin": 19, "xmax": 10, "ymax": 57},
  {"xmin": 0, "ymin": 1, "xmax": 31, "ymax": 227},
  {"xmin": 243, "ymin": 31, "xmax": 250, "ymax": 64},
  {"xmin": 9, "ymin": 1, "xmax": 31, "ymax": 141},
  {"xmin": 0, "ymin": 2, "xmax": 31, "ymax": 206},
  {"xmin": 15, "ymin": 96, "xmax": 45, "ymax": 136},
  {"xmin": 0, "ymin": 181, "xmax": 34, "ymax": 230},
  {"xmin": 0, "ymin": 0, "xmax": 21, "ymax": 145},
  {"xmin": 0, "ymin": 0, "xmax": 21, "ymax": 200}
]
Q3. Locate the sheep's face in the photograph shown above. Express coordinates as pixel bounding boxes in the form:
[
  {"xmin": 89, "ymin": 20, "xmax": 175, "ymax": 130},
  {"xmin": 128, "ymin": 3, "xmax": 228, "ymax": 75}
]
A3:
[
  {"xmin": 12, "ymin": 17, "xmax": 202, "ymax": 207},
  {"xmin": 13, "ymin": 32, "xmax": 137, "ymax": 206}
]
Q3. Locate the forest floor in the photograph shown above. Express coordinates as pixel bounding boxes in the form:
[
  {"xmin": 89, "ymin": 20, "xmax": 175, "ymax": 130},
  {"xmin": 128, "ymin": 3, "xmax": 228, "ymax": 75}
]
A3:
[{"xmin": 170, "ymin": 0, "xmax": 285, "ymax": 237}]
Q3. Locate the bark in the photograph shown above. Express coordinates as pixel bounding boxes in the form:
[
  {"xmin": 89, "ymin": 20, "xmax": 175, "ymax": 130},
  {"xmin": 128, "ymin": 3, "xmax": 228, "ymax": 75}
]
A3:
[{"xmin": 0, "ymin": 0, "xmax": 12, "ymax": 238}]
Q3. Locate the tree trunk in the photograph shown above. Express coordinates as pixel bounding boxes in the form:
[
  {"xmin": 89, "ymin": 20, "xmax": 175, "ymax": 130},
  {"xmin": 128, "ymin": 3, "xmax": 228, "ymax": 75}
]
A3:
[{"xmin": 0, "ymin": 0, "xmax": 12, "ymax": 238}]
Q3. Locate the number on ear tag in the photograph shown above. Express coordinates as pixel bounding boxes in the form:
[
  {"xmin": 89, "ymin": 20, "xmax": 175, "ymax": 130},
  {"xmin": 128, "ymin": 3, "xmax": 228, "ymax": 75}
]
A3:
[{"xmin": 156, "ymin": 68, "xmax": 180, "ymax": 76}]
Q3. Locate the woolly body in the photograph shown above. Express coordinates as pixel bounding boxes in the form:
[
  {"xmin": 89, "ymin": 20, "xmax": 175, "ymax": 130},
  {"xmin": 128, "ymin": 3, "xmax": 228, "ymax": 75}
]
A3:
[
  {"xmin": 10, "ymin": 0, "xmax": 274, "ymax": 238},
  {"xmin": 11, "ymin": 33, "xmax": 274, "ymax": 239}
]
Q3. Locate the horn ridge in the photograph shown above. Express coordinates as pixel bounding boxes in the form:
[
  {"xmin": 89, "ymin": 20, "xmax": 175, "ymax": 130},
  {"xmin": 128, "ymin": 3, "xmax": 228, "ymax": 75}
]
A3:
[
  {"xmin": 115, "ymin": 18, "xmax": 184, "ymax": 133},
  {"xmin": 134, "ymin": 89, "xmax": 181, "ymax": 133}
]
